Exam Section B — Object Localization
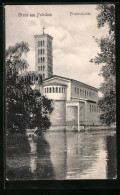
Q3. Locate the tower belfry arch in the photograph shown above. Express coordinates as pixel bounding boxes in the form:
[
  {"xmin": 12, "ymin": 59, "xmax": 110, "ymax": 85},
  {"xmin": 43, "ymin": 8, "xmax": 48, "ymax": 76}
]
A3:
[{"xmin": 34, "ymin": 27, "xmax": 53, "ymax": 79}]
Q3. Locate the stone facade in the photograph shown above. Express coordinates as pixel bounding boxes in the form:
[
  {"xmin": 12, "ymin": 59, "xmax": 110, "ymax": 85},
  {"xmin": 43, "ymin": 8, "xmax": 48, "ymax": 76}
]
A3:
[
  {"xmin": 50, "ymin": 101, "xmax": 66, "ymax": 126},
  {"xmin": 43, "ymin": 75, "xmax": 101, "ymax": 131},
  {"xmin": 34, "ymin": 34, "xmax": 53, "ymax": 79}
]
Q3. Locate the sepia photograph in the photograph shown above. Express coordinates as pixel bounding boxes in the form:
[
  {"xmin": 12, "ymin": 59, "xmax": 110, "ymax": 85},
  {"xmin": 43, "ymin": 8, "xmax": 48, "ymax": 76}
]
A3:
[{"xmin": 5, "ymin": 4, "xmax": 116, "ymax": 180}]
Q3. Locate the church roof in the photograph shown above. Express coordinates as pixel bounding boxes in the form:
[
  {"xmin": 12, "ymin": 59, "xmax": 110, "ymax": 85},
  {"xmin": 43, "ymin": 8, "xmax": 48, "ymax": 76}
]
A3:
[
  {"xmin": 44, "ymin": 75, "xmax": 99, "ymax": 91},
  {"xmin": 43, "ymin": 82, "xmax": 67, "ymax": 87},
  {"xmin": 34, "ymin": 34, "xmax": 53, "ymax": 40}
]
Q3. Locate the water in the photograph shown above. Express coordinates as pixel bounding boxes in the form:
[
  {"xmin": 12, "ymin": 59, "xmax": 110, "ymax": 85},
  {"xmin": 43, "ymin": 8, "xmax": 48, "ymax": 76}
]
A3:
[{"xmin": 6, "ymin": 130, "xmax": 117, "ymax": 180}]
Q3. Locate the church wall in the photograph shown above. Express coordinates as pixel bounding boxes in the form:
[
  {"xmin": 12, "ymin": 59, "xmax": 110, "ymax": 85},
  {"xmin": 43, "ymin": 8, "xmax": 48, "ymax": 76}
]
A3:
[
  {"xmin": 66, "ymin": 102, "xmax": 85, "ymax": 127},
  {"xmin": 49, "ymin": 100, "xmax": 66, "ymax": 127},
  {"xmin": 79, "ymin": 102, "xmax": 85, "ymax": 124},
  {"xmin": 44, "ymin": 92, "xmax": 66, "ymax": 101},
  {"xmin": 43, "ymin": 85, "xmax": 67, "ymax": 100},
  {"xmin": 66, "ymin": 100, "xmax": 101, "ymax": 129},
  {"xmin": 42, "ymin": 81, "xmax": 101, "ymax": 129},
  {"xmin": 71, "ymin": 81, "xmax": 98, "ymax": 102},
  {"xmin": 43, "ymin": 78, "xmax": 71, "ymax": 100},
  {"xmin": 66, "ymin": 106, "xmax": 78, "ymax": 126},
  {"xmin": 85, "ymin": 102, "xmax": 101, "ymax": 125}
]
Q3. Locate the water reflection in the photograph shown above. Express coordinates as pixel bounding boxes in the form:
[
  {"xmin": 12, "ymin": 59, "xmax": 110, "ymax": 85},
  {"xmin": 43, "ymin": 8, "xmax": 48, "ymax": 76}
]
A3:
[
  {"xmin": 28, "ymin": 137, "xmax": 37, "ymax": 173},
  {"xmin": 45, "ymin": 131, "xmax": 109, "ymax": 179},
  {"xmin": 106, "ymin": 135, "xmax": 117, "ymax": 179},
  {"xmin": 32, "ymin": 136, "xmax": 56, "ymax": 179},
  {"xmin": 6, "ymin": 130, "xmax": 117, "ymax": 180},
  {"xmin": 6, "ymin": 134, "xmax": 33, "ymax": 180}
]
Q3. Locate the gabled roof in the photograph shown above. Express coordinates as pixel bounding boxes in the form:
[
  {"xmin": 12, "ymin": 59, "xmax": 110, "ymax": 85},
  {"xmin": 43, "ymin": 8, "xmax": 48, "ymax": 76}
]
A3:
[
  {"xmin": 44, "ymin": 75, "xmax": 70, "ymax": 82},
  {"xmin": 44, "ymin": 75, "xmax": 98, "ymax": 91}
]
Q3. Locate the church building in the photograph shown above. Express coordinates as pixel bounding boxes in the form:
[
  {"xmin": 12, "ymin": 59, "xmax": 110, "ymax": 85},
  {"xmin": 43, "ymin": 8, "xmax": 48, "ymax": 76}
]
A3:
[{"xmin": 34, "ymin": 29, "xmax": 101, "ymax": 131}]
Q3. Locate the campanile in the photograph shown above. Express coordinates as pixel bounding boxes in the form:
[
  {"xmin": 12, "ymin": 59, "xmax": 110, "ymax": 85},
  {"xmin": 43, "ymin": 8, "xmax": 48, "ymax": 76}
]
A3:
[{"xmin": 34, "ymin": 27, "xmax": 53, "ymax": 79}]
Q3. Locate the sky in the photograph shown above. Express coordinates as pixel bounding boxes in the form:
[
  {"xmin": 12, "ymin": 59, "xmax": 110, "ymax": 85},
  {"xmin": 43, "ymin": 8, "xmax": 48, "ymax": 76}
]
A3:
[{"xmin": 5, "ymin": 5, "xmax": 109, "ymax": 89}]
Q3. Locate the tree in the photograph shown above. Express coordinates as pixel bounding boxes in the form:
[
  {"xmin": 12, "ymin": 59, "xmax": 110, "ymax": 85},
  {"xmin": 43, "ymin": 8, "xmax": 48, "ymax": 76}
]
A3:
[
  {"xmin": 90, "ymin": 4, "xmax": 116, "ymax": 126},
  {"xmin": 6, "ymin": 42, "xmax": 53, "ymax": 134}
]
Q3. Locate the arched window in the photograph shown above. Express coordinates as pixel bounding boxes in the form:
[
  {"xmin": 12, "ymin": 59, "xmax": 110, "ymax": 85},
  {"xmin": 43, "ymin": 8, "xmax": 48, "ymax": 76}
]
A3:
[
  {"xmin": 47, "ymin": 87, "xmax": 48, "ymax": 93},
  {"xmin": 85, "ymin": 90, "xmax": 86, "ymax": 97},
  {"xmin": 43, "ymin": 65, "xmax": 45, "ymax": 70},
  {"xmin": 43, "ymin": 49, "xmax": 45, "ymax": 54},
  {"xmin": 83, "ymin": 90, "xmax": 84, "ymax": 96},
  {"xmin": 43, "ymin": 73, "xmax": 45, "ymax": 79},
  {"xmin": 43, "ymin": 57, "xmax": 45, "ymax": 63},
  {"xmin": 80, "ymin": 89, "xmax": 81, "ymax": 95},
  {"xmin": 94, "ymin": 106, "xmax": 96, "ymax": 112},
  {"xmin": 50, "ymin": 87, "xmax": 51, "ymax": 93},
  {"xmin": 90, "ymin": 105, "xmax": 91, "ymax": 112},
  {"xmin": 75, "ymin": 87, "xmax": 76, "ymax": 94},
  {"xmin": 59, "ymin": 87, "xmax": 61, "ymax": 93},
  {"xmin": 77, "ymin": 88, "xmax": 79, "ymax": 94},
  {"xmin": 53, "ymin": 87, "xmax": 54, "ymax": 93},
  {"xmin": 41, "ymin": 57, "xmax": 42, "ymax": 63},
  {"xmin": 43, "ymin": 40, "xmax": 45, "ymax": 46},
  {"xmin": 92, "ymin": 105, "xmax": 93, "ymax": 112},
  {"xmin": 56, "ymin": 87, "xmax": 58, "ymax": 93},
  {"xmin": 41, "ymin": 66, "xmax": 42, "ymax": 71}
]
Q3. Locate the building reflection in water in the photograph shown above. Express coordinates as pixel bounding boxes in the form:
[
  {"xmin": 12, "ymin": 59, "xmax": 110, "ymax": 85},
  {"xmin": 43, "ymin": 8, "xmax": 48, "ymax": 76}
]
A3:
[
  {"xmin": 28, "ymin": 137, "xmax": 37, "ymax": 173},
  {"xmin": 6, "ymin": 130, "xmax": 117, "ymax": 180},
  {"xmin": 44, "ymin": 131, "xmax": 116, "ymax": 179},
  {"xmin": 28, "ymin": 135, "xmax": 56, "ymax": 180}
]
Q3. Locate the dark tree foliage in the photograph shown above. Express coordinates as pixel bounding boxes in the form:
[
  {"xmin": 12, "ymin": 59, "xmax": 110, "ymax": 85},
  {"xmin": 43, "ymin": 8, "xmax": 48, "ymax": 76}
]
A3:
[
  {"xmin": 96, "ymin": 4, "xmax": 115, "ymax": 34},
  {"xmin": 90, "ymin": 4, "xmax": 116, "ymax": 126},
  {"xmin": 6, "ymin": 42, "xmax": 53, "ymax": 134}
]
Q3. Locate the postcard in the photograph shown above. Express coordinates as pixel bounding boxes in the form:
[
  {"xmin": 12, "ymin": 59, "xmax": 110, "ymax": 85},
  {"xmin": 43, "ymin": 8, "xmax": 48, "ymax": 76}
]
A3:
[{"xmin": 5, "ymin": 4, "xmax": 117, "ymax": 181}]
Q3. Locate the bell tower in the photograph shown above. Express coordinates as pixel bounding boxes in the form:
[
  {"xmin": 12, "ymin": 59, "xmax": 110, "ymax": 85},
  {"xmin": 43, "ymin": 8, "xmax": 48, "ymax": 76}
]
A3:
[{"xmin": 34, "ymin": 27, "xmax": 53, "ymax": 79}]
